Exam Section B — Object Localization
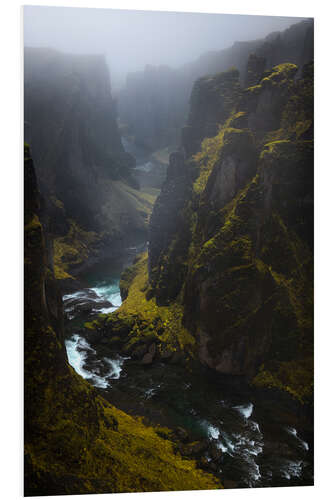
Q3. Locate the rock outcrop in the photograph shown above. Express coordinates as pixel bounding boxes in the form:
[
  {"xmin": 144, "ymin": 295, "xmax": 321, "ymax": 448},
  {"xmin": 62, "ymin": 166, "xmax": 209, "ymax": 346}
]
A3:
[
  {"xmin": 24, "ymin": 48, "xmax": 156, "ymax": 281},
  {"xmin": 145, "ymin": 60, "xmax": 314, "ymax": 403},
  {"xmin": 119, "ymin": 19, "xmax": 313, "ymax": 153},
  {"xmin": 67, "ymin": 25, "xmax": 313, "ymax": 409}
]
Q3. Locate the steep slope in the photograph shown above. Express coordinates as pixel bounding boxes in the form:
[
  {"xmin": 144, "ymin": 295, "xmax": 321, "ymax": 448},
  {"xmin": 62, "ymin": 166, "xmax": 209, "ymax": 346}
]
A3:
[
  {"xmin": 24, "ymin": 143, "xmax": 221, "ymax": 495},
  {"xmin": 24, "ymin": 48, "xmax": 156, "ymax": 281},
  {"xmin": 118, "ymin": 19, "xmax": 313, "ymax": 153},
  {"xmin": 114, "ymin": 60, "xmax": 313, "ymax": 405}
]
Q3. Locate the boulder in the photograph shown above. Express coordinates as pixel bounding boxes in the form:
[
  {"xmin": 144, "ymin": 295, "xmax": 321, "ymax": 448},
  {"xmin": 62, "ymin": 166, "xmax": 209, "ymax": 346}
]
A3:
[
  {"xmin": 141, "ymin": 343, "xmax": 156, "ymax": 365},
  {"xmin": 174, "ymin": 427, "xmax": 189, "ymax": 443},
  {"xmin": 180, "ymin": 440, "xmax": 209, "ymax": 458}
]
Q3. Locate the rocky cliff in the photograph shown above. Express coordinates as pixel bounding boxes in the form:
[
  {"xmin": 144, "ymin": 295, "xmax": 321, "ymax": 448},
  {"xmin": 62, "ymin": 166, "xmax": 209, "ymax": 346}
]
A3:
[
  {"xmin": 118, "ymin": 19, "xmax": 313, "ymax": 153},
  {"xmin": 24, "ymin": 143, "xmax": 221, "ymax": 495},
  {"xmin": 113, "ymin": 59, "xmax": 313, "ymax": 405},
  {"xmin": 24, "ymin": 48, "xmax": 156, "ymax": 281}
]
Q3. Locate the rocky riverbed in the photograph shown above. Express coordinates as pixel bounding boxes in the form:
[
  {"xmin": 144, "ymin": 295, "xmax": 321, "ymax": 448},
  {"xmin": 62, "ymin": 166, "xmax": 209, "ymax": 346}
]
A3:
[{"xmin": 63, "ymin": 254, "xmax": 313, "ymax": 489}]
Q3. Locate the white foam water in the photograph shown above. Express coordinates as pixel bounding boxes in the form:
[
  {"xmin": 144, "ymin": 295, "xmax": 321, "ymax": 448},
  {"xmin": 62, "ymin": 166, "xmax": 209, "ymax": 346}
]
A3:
[
  {"xmin": 65, "ymin": 334, "xmax": 127, "ymax": 389},
  {"xmin": 65, "ymin": 335, "xmax": 94, "ymax": 379},
  {"xmin": 249, "ymin": 421, "xmax": 261, "ymax": 433},
  {"xmin": 280, "ymin": 459, "xmax": 303, "ymax": 480},
  {"xmin": 104, "ymin": 356, "xmax": 128, "ymax": 380},
  {"xmin": 250, "ymin": 462, "xmax": 262, "ymax": 483},
  {"xmin": 220, "ymin": 431, "xmax": 236, "ymax": 455},
  {"xmin": 91, "ymin": 282, "xmax": 122, "ymax": 313},
  {"xmin": 285, "ymin": 427, "xmax": 309, "ymax": 451},
  {"xmin": 233, "ymin": 403, "xmax": 254, "ymax": 419},
  {"xmin": 63, "ymin": 290, "xmax": 86, "ymax": 301},
  {"xmin": 207, "ymin": 424, "xmax": 220, "ymax": 440},
  {"xmin": 144, "ymin": 384, "xmax": 162, "ymax": 400}
]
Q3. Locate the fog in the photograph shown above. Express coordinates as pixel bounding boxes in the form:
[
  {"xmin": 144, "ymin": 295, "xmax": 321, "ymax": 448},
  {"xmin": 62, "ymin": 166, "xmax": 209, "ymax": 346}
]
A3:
[{"xmin": 24, "ymin": 5, "xmax": 308, "ymax": 89}]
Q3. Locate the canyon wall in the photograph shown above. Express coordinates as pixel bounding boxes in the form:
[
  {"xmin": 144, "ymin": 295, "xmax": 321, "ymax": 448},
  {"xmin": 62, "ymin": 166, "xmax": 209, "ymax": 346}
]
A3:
[
  {"xmin": 25, "ymin": 48, "xmax": 155, "ymax": 280},
  {"xmin": 118, "ymin": 19, "xmax": 313, "ymax": 153},
  {"xmin": 24, "ymin": 143, "xmax": 220, "ymax": 495},
  {"xmin": 147, "ymin": 58, "xmax": 313, "ymax": 402}
]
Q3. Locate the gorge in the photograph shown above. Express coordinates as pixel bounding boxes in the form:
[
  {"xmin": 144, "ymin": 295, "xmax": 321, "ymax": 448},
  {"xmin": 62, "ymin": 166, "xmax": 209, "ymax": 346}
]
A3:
[{"xmin": 24, "ymin": 17, "xmax": 314, "ymax": 496}]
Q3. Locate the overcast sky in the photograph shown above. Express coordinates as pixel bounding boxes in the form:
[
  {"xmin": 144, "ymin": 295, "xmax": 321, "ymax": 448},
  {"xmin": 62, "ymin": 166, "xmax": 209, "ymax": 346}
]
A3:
[{"xmin": 24, "ymin": 6, "xmax": 308, "ymax": 88}]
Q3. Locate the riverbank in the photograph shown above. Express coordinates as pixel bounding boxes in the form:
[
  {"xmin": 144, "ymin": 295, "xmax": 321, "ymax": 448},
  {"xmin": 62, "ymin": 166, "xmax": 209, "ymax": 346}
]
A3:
[{"xmin": 63, "ymin": 253, "xmax": 313, "ymax": 489}]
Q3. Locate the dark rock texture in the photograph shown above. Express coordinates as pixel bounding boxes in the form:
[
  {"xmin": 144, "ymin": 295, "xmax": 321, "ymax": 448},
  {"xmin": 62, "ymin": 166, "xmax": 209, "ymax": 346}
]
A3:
[
  {"xmin": 24, "ymin": 48, "xmax": 156, "ymax": 281},
  {"xmin": 119, "ymin": 20, "xmax": 313, "ymax": 153},
  {"xmin": 24, "ymin": 144, "xmax": 220, "ymax": 496},
  {"xmin": 148, "ymin": 152, "xmax": 192, "ymax": 304},
  {"xmin": 147, "ymin": 60, "xmax": 313, "ymax": 403}
]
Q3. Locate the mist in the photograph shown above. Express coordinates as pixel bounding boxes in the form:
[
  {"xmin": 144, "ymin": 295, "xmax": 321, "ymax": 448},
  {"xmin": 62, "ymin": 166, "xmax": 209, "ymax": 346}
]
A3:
[{"xmin": 24, "ymin": 5, "xmax": 308, "ymax": 89}]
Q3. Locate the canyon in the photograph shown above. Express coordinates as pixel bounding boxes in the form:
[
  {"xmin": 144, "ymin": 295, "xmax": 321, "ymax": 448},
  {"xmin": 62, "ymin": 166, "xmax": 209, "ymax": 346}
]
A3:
[{"xmin": 24, "ymin": 18, "xmax": 314, "ymax": 495}]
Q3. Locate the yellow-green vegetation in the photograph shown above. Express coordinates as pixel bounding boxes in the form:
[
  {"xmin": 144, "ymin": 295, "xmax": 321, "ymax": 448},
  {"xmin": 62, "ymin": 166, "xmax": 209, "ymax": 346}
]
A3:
[
  {"xmin": 26, "ymin": 357, "xmax": 221, "ymax": 494},
  {"xmin": 260, "ymin": 63, "xmax": 298, "ymax": 87},
  {"xmin": 188, "ymin": 162, "xmax": 313, "ymax": 402},
  {"xmin": 53, "ymin": 220, "xmax": 100, "ymax": 280},
  {"xmin": 119, "ymin": 181, "xmax": 158, "ymax": 213},
  {"xmin": 25, "ymin": 213, "xmax": 42, "ymax": 232},
  {"xmin": 141, "ymin": 186, "xmax": 161, "ymax": 198},
  {"xmin": 245, "ymin": 63, "xmax": 298, "ymax": 94},
  {"xmin": 105, "ymin": 253, "xmax": 196, "ymax": 356},
  {"xmin": 193, "ymin": 127, "xmax": 254, "ymax": 195},
  {"xmin": 253, "ymin": 357, "xmax": 313, "ymax": 403},
  {"xmin": 100, "ymin": 179, "xmax": 158, "ymax": 233},
  {"xmin": 280, "ymin": 62, "xmax": 313, "ymax": 140},
  {"xmin": 181, "ymin": 73, "xmax": 313, "ymax": 401},
  {"xmin": 52, "ymin": 180, "xmax": 159, "ymax": 281},
  {"xmin": 25, "ymin": 144, "xmax": 221, "ymax": 494},
  {"xmin": 242, "ymin": 63, "xmax": 301, "ymax": 146},
  {"xmin": 140, "ymin": 60, "xmax": 313, "ymax": 404},
  {"xmin": 193, "ymin": 129, "xmax": 224, "ymax": 195}
]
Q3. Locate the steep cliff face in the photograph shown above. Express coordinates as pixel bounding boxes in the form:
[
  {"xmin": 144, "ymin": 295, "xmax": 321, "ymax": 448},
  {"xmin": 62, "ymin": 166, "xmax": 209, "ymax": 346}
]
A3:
[
  {"xmin": 145, "ymin": 60, "xmax": 313, "ymax": 403},
  {"xmin": 182, "ymin": 68, "xmax": 242, "ymax": 158},
  {"xmin": 24, "ymin": 144, "xmax": 221, "ymax": 495},
  {"xmin": 24, "ymin": 48, "xmax": 156, "ymax": 280},
  {"xmin": 119, "ymin": 19, "xmax": 313, "ymax": 153}
]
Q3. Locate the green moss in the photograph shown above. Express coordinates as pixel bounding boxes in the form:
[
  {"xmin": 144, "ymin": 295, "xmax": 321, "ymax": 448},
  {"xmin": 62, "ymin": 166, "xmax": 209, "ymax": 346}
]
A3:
[
  {"xmin": 245, "ymin": 63, "xmax": 297, "ymax": 96},
  {"xmin": 260, "ymin": 139, "xmax": 292, "ymax": 161},
  {"xmin": 25, "ymin": 214, "xmax": 42, "ymax": 232},
  {"xmin": 27, "ymin": 361, "xmax": 221, "ymax": 494},
  {"xmin": 112, "ymin": 253, "xmax": 196, "ymax": 356},
  {"xmin": 84, "ymin": 319, "xmax": 100, "ymax": 330},
  {"xmin": 119, "ymin": 262, "xmax": 139, "ymax": 300},
  {"xmin": 25, "ymin": 179, "xmax": 221, "ymax": 495},
  {"xmin": 253, "ymin": 357, "xmax": 313, "ymax": 403},
  {"xmin": 53, "ymin": 220, "xmax": 100, "ymax": 280},
  {"xmin": 101, "ymin": 180, "xmax": 158, "ymax": 230},
  {"xmin": 193, "ymin": 127, "xmax": 254, "ymax": 196},
  {"xmin": 141, "ymin": 62, "xmax": 313, "ymax": 405},
  {"xmin": 260, "ymin": 63, "xmax": 298, "ymax": 88}
]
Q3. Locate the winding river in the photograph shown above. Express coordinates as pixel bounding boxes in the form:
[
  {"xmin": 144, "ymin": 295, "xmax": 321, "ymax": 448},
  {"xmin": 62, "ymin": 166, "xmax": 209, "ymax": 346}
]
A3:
[
  {"xmin": 63, "ymin": 254, "xmax": 313, "ymax": 489},
  {"xmin": 63, "ymin": 139, "xmax": 313, "ymax": 489}
]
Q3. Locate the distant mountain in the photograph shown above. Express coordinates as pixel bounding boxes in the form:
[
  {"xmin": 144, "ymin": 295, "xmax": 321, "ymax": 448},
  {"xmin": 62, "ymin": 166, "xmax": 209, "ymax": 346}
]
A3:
[
  {"xmin": 24, "ymin": 48, "xmax": 156, "ymax": 281},
  {"xmin": 118, "ymin": 19, "xmax": 313, "ymax": 152}
]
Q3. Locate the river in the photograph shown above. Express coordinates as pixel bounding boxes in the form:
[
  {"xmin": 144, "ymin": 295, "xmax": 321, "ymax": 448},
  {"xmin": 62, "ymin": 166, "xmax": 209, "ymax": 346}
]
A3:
[
  {"xmin": 63, "ymin": 138, "xmax": 313, "ymax": 489},
  {"xmin": 63, "ymin": 252, "xmax": 313, "ymax": 489}
]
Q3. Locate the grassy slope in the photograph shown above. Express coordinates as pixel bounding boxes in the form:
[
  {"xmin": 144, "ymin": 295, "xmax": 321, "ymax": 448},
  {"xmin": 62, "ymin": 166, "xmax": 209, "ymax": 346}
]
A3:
[{"xmin": 53, "ymin": 181, "xmax": 159, "ymax": 280}]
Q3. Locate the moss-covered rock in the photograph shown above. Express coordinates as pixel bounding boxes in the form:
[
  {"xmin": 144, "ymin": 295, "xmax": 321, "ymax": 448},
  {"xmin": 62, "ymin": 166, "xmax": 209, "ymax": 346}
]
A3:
[
  {"xmin": 112, "ymin": 253, "xmax": 196, "ymax": 358},
  {"xmin": 182, "ymin": 68, "xmax": 242, "ymax": 158},
  {"xmin": 144, "ymin": 60, "xmax": 313, "ymax": 404},
  {"xmin": 24, "ymin": 144, "xmax": 222, "ymax": 495}
]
